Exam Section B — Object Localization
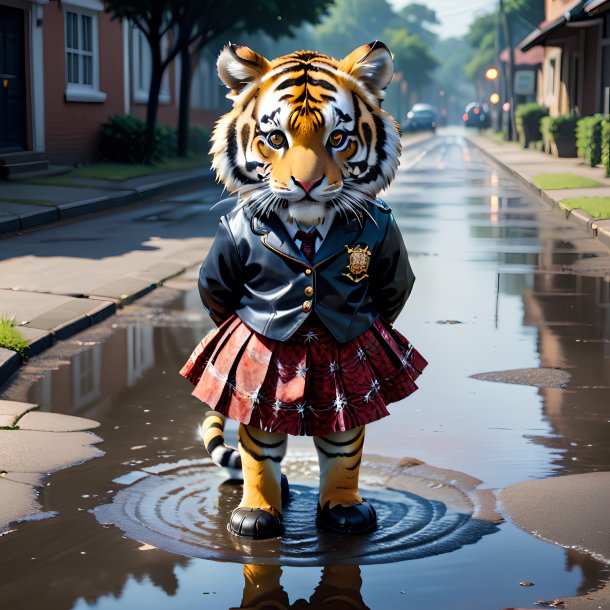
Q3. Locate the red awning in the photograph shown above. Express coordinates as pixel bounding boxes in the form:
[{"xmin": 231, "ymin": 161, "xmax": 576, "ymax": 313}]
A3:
[{"xmin": 499, "ymin": 46, "xmax": 544, "ymax": 66}]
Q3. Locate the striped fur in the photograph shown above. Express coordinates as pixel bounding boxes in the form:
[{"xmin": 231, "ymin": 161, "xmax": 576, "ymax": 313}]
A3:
[
  {"xmin": 314, "ymin": 427, "xmax": 365, "ymax": 508},
  {"xmin": 210, "ymin": 42, "xmax": 401, "ymax": 227},
  {"xmin": 201, "ymin": 411, "xmax": 242, "ymax": 479},
  {"xmin": 201, "ymin": 414, "xmax": 366, "ymax": 513}
]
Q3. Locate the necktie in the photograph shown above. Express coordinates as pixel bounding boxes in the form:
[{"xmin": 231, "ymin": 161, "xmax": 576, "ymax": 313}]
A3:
[{"xmin": 294, "ymin": 228, "xmax": 320, "ymax": 261}]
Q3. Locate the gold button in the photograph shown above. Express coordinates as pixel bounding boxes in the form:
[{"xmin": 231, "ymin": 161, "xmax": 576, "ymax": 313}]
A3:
[
  {"xmin": 305, "ymin": 268, "xmax": 312, "ymax": 275},
  {"xmin": 302, "ymin": 300, "xmax": 312, "ymax": 312},
  {"xmin": 304, "ymin": 286, "xmax": 314, "ymax": 297}
]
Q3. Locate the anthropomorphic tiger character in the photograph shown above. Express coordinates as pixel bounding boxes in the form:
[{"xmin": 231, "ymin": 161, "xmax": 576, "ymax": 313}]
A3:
[{"xmin": 180, "ymin": 41, "xmax": 428, "ymax": 539}]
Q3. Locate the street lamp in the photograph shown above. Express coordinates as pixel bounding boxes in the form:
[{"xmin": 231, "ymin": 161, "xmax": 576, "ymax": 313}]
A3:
[
  {"xmin": 485, "ymin": 67, "xmax": 499, "ymax": 81},
  {"xmin": 490, "ymin": 92, "xmax": 500, "ymax": 105}
]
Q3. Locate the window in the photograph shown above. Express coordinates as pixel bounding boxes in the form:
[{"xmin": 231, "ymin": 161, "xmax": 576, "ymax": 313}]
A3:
[
  {"xmin": 64, "ymin": 2, "xmax": 107, "ymax": 102},
  {"xmin": 132, "ymin": 28, "xmax": 170, "ymax": 104}
]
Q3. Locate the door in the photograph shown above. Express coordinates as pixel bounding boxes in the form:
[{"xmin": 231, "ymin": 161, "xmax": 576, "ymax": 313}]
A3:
[{"xmin": 0, "ymin": 5, "xmax": 27, "ymax": 152}]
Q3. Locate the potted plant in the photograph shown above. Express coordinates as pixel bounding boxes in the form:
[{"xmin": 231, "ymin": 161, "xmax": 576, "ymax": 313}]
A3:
[{"xmin": 548, "ymin": 115, "xmax": 578, "ymax": 158}]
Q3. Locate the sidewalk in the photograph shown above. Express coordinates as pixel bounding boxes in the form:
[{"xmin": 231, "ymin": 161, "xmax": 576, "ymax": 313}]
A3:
[
  {"xmin": 0, "ymin": 163, "xmax": 215, "ymax": 234},
  {"xmin": 466, "ymin": 133, "xmax": 610, "ymax": 251}
]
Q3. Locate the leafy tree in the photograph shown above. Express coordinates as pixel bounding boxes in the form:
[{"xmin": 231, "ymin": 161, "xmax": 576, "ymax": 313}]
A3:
[
  {"xmin": 314, "ymin": 0, "xmax": 397, "ymax": 58},
  {"xmin": 383, "ymin": 27, "xmax": 439, "ymax": 105},
  {"xmin": 398, "ymin": 3, "xmax": 439, "ymax": 47}
]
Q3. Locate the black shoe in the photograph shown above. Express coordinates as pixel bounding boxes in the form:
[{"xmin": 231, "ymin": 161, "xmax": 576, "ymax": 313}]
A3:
[
  {"xmin": 317, "ymin": 500, "xmax": 378, "ymax": 534},
  {"xmin": 228, "ymin": 507, "xmax": 283, "ymax": 539}
]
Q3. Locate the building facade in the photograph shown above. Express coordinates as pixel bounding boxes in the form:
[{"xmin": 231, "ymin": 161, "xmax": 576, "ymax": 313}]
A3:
[
  {"xmin": 520, "ymin": 0, "xmax": 610, "ymax": 117},
  {"xmin": 0, "ymin": 0, "xmax": 225, "ymax": 170}
]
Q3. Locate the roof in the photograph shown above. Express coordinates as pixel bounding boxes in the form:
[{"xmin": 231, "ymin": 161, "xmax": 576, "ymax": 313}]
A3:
[
  {"xmin": 584, "ymin": 0, "xmax": 610, "ymax": 14},
  {"xmin": 519, "ymin": 1, "xmax": 588, "ymax": 52},
  {"xmin": 499, "ymin": 46, "xmax": 544, "ymax": 65}
]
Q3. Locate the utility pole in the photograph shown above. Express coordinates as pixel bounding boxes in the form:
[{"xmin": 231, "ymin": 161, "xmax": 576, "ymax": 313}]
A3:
[{"xmin": 499, "ymin": 0, "xmax": 516, "ymax": 140}]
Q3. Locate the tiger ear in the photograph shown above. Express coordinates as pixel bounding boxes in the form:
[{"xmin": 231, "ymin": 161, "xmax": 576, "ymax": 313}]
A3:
[
  {"xmin": 339, "ymin": 41, "xmax": 394, "ymax": 96},
  {"xmin": 217, "ymin": 44, "xmax": 271, "ymax": 95}
]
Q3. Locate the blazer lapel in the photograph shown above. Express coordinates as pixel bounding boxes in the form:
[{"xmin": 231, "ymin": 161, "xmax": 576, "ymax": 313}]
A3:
[
  {"xmin": 312, "ymin": 214, "xmax": 364, "ymax": 267},
  {"xmin": 253, "ymin": 212, "xmax": 311, "ymax": 267}
]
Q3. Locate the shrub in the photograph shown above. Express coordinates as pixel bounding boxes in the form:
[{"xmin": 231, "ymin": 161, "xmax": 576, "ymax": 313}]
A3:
[
  {"xmin": 539, "ymin": 114, "xmax": 578, "ymax": 157},
  {"xmin": 155, "ymin": 124, "xmax": 178, "ymax": 159},
  {"xmin": 100, "ymin": 114, "xmax": 148, "ymax": 163},
  {"xmin": 100, "ymin": 115, "xmax": 180, "ymax": 163},
  {"xmin": 601, "ymin": 116, "xmax": 610, "ymax": 177},
  {"xmin": 515, "ymin": 103, "xmax": 548, "ymax": 148},
  {"xmin": 188, "ymin": 125, "xmax": 211, "ymax": 155},
  {"xmin": 0, "ymin": 315, "xmax": 29, "ymax": 361},
  {"xmin": 576, "ymin": 115, "xmax": 604, "ymax": 167}
]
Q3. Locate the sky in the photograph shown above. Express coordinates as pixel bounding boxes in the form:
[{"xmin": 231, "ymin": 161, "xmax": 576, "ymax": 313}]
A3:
[{"xmin": 390, "ymin": 0, "xmax": 496, "ymax": 39}]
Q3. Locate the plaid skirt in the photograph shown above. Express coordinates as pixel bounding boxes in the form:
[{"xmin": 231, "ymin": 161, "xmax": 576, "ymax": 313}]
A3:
[{"xmin": 180, "ymin": 314, "xmax": 427, "ymax": 436}]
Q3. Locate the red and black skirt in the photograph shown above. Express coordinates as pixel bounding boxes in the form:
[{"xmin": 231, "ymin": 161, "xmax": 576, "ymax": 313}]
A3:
[{"xmin": 180, "ymin": 314, "xmax": 427, "ymax": 437}]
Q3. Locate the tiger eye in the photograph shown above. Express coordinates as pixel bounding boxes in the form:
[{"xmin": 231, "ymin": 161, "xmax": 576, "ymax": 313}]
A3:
[
  {"xmin": 267, "ymin": 131, "xmax": 286, "ymax": 149},
  {"xmin": 329, "ymin": 129, "xmax": 347, "ymax": 148}
]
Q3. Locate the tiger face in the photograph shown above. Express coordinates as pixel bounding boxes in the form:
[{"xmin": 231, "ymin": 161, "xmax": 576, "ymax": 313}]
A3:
[{"xmin": 211, "ymin": 41, "xmax": 401, "ymax": 226}]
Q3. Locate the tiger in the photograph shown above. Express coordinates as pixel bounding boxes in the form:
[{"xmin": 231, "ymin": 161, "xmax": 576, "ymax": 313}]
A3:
[{"xmin": 197, "ymin": 40, "xmax": 406, "ymax": 539}]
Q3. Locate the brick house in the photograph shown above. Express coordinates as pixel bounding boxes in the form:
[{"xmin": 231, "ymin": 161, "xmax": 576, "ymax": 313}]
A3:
[
  {"xmin": 0, "ymin": 0, "xmax": 225, "ymax": 176},
  {"xmin": 519, "ymin": 0, "xmax": 610, "ymax": 116}
]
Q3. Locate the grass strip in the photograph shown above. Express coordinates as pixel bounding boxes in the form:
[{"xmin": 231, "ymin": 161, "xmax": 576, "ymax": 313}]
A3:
[
  {"xmin": 533, "ymin": 173, "xmax": 602, "ymax": 190},
  {"xmin": 31, "ymin": 155, "xmax": 210, "ymax": 185},
  {"xmin": 559, "ymin": 197, "xmax": 610, "ymax": 219},
  {"xmin": 0, "ymin": 314, "xmax": 29, "ymax": 360}
]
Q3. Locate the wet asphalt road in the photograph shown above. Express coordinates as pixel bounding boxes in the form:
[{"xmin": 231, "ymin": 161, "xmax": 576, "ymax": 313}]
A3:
[{"xmin": 1, "ymin": 131, "xmax": 609, "ymax": 609}]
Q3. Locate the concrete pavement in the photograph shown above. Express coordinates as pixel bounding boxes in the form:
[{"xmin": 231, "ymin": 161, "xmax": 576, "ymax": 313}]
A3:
[
  {"xmin": 466, "ymin": 132, "xmax": 610, "ymax": 251},
  {"xmin": 0, "ymin": 165, "xmax": 215, "ymax": 234},
  {"xmin": 0, "ymin": 182, "xmax": 225, "ymax": 385}
]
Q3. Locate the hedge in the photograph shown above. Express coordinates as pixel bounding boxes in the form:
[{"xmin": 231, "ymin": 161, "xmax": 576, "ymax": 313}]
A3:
[
  {"xmin": 515, "ymin": 103, "xmax": 548, "ymax": 149},
  {"xmin": 100, "ymin": 115, "xmax": 211, "ymax": 163},
  {"xmin": 602, "ymin": 116, "xmax": 610, "ymax": 177},
  {"xmin": 576, "ymin": 114, "xmax": 603, "ymax": 167}
]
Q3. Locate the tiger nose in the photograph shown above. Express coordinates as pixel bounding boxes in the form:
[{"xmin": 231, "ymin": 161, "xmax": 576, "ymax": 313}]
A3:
[{"xmin": 293, "ymin": 176, "xmax": 324, "ymax": 194}]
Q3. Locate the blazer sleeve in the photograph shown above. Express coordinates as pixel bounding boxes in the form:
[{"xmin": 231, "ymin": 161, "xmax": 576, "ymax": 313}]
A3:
[
  {"xmin": 370, "ymin": 213, "xmax": 415, "ymax": 324},
  {"xmin": 198, "ymin": 217, "xmax": 245, "ymax": 326}
]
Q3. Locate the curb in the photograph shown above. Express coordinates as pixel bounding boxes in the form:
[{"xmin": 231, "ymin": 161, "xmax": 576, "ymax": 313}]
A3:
[
  {"xmin": 0, "ymin": 167, "xmax": 216, "ymax": 236},
  {"xmin": 466, "ymin": 137, "xmax": 610, "ymax": 252},
  {"xmin": 0, "ymin": 249, "xmax": 206, "ymax": 391}
]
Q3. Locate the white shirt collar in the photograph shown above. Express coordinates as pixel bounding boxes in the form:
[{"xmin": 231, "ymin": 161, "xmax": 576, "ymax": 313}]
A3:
[{"xmin": 278, "ymin": 207, "xmax": 336, "ymax": 242}]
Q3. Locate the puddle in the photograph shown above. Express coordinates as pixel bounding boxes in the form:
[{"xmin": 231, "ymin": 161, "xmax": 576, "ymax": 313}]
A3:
[
  {"xmin": 1, "ymin": 135, "xmax": 609, "ymax": 609},
  {"xmin": 94, "ymin": 455, "xmax": 499, "ymax": 565}
]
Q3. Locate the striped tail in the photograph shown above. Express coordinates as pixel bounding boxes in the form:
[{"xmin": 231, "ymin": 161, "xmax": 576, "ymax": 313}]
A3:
[{"xmin": 201, "ymin": 411, "xmax": 243, "ymax": 480}]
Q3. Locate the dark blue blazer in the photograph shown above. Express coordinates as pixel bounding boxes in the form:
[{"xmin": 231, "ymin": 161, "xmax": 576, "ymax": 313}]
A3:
[{"xmin": 198, "ymin": 200, "xmax": 415, "ymax": 343}]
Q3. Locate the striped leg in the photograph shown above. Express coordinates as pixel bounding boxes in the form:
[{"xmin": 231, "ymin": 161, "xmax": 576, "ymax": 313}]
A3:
[
  {"xmin": 313, "ymin": 426, "xmax": 377, "ymax": 534},
  {"xmin": 229, "ymin": 424, "xmax": 288, "ymax": 539},
  {"xmin": 201, "ymin": 411, "xmax": 242, "ymax": 479}
]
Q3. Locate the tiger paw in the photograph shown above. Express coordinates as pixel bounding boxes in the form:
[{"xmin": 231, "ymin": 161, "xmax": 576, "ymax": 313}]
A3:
[
  {"xmin": 317, "ymin": 500, "xmax": 378, "ymax": 534},
  {"xmin": 229, "ymin": 507, "xmax": 284, "ymax": 539}
]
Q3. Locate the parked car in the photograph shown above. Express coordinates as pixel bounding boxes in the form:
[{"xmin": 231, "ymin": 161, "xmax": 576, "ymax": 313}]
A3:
[
  {"xmin": 463, "ymin": 102, "xmax": 489, "ymax": 128},
  {"xmin": 403, "ymin": 104, "xmax": 437, "ymax": 132}
]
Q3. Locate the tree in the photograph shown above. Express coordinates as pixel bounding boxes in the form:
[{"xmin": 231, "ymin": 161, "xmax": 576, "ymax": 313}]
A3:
[
  {"xmin": 398, "ymin": 3, "xmax": 439, "ymax": 47},
  {"xmin": 313, "ymin": 0, "xmax": 397, "ymax": 58},
  {"xmin": 383, "ymin": 27, "xmax": 439, "ymax": 105},
  {"xmin": 106, "ymin": 1, "xmax": 186, "ymax": 163},
  {"xmin": 175, "ymin": 0, "xmax": 333, "ymax": 157}
]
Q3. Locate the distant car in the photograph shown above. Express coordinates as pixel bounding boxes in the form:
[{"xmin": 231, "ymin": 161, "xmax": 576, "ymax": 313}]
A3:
[
  {"xmin": 463, "ymin": 102, "xmax": 488, "ymax": 127},
  {"xmin": 403, "ymin": 104, "xmax": 437, "ymax": 133}
]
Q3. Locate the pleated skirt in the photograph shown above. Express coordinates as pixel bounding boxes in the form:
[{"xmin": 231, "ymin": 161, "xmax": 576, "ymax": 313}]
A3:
[{"xmin": 180, "ymin": 314, "xmax": 427, "ymax": 436}]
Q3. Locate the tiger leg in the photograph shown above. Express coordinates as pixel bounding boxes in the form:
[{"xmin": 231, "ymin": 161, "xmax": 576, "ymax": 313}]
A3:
[
  {"xmin": 313, "ymin": 426, "xmax": 377, "ymax": 534},
  {"xmin": 229, "ymin": 423, "xmax": 288, "ymax": 539}
]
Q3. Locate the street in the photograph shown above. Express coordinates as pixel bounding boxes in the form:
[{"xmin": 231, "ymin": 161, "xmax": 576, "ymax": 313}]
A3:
[{"xmin": 1, "ymin": 131, "xmax": 609, "ymax": 609}]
